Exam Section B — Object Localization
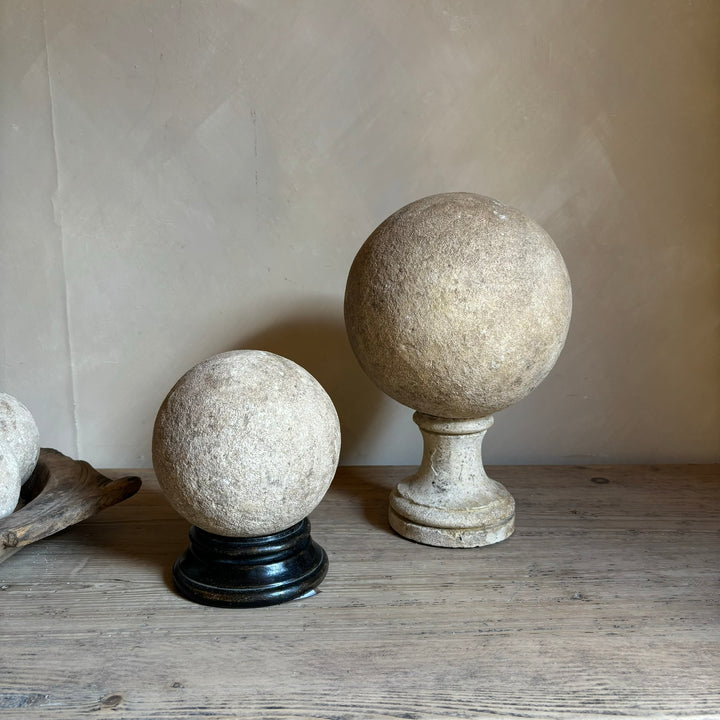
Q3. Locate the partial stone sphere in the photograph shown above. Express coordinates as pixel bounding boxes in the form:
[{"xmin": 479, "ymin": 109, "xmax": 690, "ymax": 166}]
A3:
[
  {"xmin": 152, "ymin": 350, "xmax": 341, "ymax": 537},
  {"xmin": 0, "ymin": 393, "xmax": 40, "ymax": 483},
  {"xmin": 0, "ymin": 449, "xmax": 21, "ymax": 518},
  {"xmin": 0, "ymin": 393, "xmax": 40, "ymax": 518},
  {"xmin": 344, "ymin": 193, "xmax": 572, "ymax": 418}
]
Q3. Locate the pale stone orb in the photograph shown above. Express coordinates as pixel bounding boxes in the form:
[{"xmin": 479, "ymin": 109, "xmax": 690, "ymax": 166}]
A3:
[
  {"xmin": 344, "ymin": 193, "xmax": 572, "ymax": 418},
  {"xmin": 152, "ymin": 350, "xmax": 341, "ymax": 537},
  {"xmin": 0, "ymin": 393, "xmax": 40, "ymax": 483},
  {"xmin": 0, "ymin": 448, "xmax": 21, "ymax": 518}
]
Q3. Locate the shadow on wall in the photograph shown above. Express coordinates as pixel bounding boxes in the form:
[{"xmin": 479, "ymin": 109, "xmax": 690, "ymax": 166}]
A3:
[{"xmin": 226, "ymin": 308, "xmax": 384, "ymax": 464}]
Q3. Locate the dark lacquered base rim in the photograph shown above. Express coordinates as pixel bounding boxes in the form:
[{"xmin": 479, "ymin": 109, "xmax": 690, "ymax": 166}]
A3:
[{"xmin": 173, "ymin": 518, "xmax": 328, "ymax": 608}]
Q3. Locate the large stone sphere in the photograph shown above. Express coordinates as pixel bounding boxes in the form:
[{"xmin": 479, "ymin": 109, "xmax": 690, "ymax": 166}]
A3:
[
  {"xmin": 152, "ymin": 351, "xmax": 340, "ymax": 537},
  {"xmin": 344, "ymin": 193, "xmax": 572, "ymax": 418}
]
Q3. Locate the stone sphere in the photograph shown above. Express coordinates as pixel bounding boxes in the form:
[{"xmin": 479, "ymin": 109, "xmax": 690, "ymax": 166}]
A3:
[
  {"xmin": 152, "ymin": 350, "xmax": 341, "ymax": 537},
  {"xmin": 0, "ymin": 393, "xmax": 40, "ymax": 518},
  {"xmin": 0, "ymin": 451, "xmax": 21, "ymax": 518},
  {"xmin": 344, "ymin": 193, "xmax": 572, "ymax": 418},
  {"xmin": 0, "ymin": 393, "xmax": 40, "ymax": 483}
]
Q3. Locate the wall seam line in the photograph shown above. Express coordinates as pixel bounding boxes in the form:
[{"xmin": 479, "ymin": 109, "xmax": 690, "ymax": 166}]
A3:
[{"xmin": 42, "ymin": 1, "xmax": 80, "ymax": 458}]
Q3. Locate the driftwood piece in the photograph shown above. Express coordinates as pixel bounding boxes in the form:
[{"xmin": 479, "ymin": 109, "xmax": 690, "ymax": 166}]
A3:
[{"xmin": 0, "ymin": 448, "xmax": 141, "ymax": 563}]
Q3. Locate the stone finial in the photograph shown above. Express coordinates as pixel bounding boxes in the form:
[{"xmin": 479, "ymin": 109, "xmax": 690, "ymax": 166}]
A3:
[{"xmin": 345, "ymin": 192, "xmax": 571, "ymax": 547}]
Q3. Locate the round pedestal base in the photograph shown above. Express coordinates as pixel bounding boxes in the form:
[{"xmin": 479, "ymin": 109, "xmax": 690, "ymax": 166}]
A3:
[
  {"xmin": 387, "ymin": 412, "xmax": 515, "ymax": 548},
  {"xmin": 388, "ymin": 503, "xmax": 514, "ymax": 548},
  {"xmin": 173, "ymin": 518, "xmax": 328, "ymax": 607}
]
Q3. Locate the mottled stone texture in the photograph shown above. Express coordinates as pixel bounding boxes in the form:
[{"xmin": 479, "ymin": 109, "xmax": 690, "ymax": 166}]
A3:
[
  {"xmin": 388, "ymin": 413, "xmax": 514, "ymax": 547},
  {"xmin": 345, "ymin": 193, "xmax": 572, "ymax": 547},
  {"xmin": 153, "ymin": 351, "xmax": 341, "ymax": 537},
  {"xmin": 0, "ymin": 393, "xmax": 40, "ymax": 518},
  {"xmin": 344, "ymin": 193, "xmax": 572, "ymax": 419},
  {"xmin": 0, "ymin": 451, "xmax": 21, "ymax": 519}
]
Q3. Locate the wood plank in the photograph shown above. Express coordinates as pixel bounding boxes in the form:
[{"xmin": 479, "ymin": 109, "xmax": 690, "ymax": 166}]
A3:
[{"xmin": 0, "ymin": 465, "xmax": 718, "ymax": 719}]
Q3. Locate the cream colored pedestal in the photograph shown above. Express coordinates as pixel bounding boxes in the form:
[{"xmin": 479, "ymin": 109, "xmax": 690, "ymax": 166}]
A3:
[{"xmin": 388, "ymin": 413, "xmax": 514, "ymax": 548}]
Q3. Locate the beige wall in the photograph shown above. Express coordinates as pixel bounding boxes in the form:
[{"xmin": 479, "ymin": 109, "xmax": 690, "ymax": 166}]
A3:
[{"xmin": 1, "ymin": 0, "xmax": 718, "ymax": 467}]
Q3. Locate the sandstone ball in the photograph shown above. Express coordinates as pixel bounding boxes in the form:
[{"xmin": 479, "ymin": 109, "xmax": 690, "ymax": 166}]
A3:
[
  {"xmin": 344, "ymin": 193, "xmax": 572, "ymax": 418},
  {"xmin": 0, "ymin": 446, "xmax": 21, "ymax": 518},
  {"xmin": 0, "ymin": 393, "xmax": 40, "ymax": 483},
  {"xmin": 152, "ymin": 350, "xmax": 341, "ymax": 537}
]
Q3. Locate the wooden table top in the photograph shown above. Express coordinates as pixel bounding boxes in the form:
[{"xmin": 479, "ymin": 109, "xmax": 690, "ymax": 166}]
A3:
[{"xmin": 1, "ymin": 465, "xmax": 718, "ymax": 719}]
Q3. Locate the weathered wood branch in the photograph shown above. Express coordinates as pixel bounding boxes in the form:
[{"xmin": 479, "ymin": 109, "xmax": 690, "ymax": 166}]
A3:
[{"xmin": 0, "ymin": 448, "xmax": 141, "ymax": 563}]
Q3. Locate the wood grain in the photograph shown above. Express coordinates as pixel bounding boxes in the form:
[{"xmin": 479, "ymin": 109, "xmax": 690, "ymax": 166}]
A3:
[
  {"xmin": 0, "ymin": 448, "xmax": 141, "ymax": 563},
  {"xmin": 0, "ymin": 465, "xmax": 718, "ymax": 719}
]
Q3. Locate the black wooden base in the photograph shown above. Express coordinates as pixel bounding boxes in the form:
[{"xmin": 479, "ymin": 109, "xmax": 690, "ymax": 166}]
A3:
[{"xmin": 172, "ymin": 518, "xmax": 328, "ymax": 608}]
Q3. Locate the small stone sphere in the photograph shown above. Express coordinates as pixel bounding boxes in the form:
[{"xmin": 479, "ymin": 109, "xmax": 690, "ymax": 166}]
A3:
[
  {"xmin": 152, "ymin": 350, "xmax": 341, "ymax": 537},
  {"xmin": 344, "ymin": 193, "xmax": 572, "ymax": 418},
  {"xmin": 0, "ymin": 393, "xmax": 40, "ymax": 483},
  {"xmin": 0, "ymin": 450, "xmax": 20, "ymax": 518}
]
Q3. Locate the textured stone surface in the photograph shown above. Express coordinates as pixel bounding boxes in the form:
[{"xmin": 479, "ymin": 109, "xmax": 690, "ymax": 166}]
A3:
[
  {"xmin": 0, "ymin": 393, "xmax": 40, "ymax": 483},
  {"xmin": 344, "ymin": 192, "xmax": 571, "ymax": 547},
  {"xmin": 0, "ymin": 448, "xmax": 21, "ymax": 518},
  {"xmin": 0, "ymin": 393, "xmax": 41, "ymax": 518},
  {"xmin": 388, "ymin": 413, "xmax": 514, "ymax": 547},
  {"xmin": 153, "ymin": 350, "xmax": 341, "ymax": 537},
  {"xmin": 344, "ymin": 192, "xmax": 572, "ymax": 419}
]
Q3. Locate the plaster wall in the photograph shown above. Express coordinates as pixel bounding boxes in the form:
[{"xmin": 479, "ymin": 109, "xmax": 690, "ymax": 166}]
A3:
[{"xmin": 1, "ymin": 0, "xmax": 718, "ymax": 467}]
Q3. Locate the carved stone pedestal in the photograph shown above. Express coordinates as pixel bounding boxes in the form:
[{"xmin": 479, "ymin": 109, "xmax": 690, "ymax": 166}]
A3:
[
  {"xmin": 389, "ymin": 413, "xmax": 514, "ymax": 548},
  {"xmin": 345, "ymin": 192, "xmax": 572, "ymax": 549}
]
